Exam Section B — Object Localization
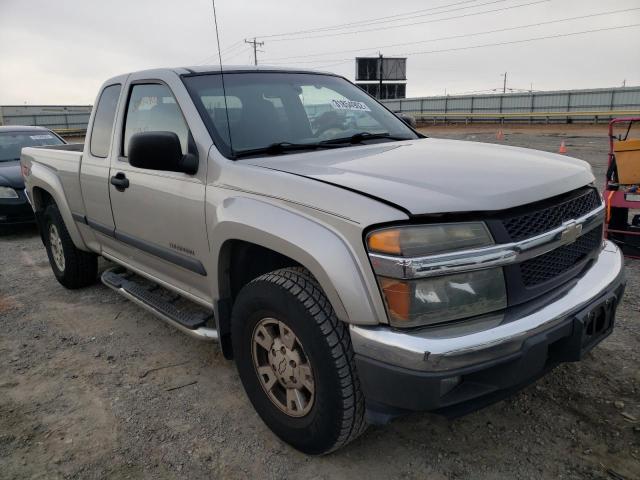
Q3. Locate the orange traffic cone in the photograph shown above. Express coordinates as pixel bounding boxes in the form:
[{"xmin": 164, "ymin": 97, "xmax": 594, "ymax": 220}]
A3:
[
  {"xmin": 558, "ymin": 140, "xmax": 568, "ymax": 154},
  {"xmin": 496, "ymin": 129, "xmax": 505, "ymax": 141}
]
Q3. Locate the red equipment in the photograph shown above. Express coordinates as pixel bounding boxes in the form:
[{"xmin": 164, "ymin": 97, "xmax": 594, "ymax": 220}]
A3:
[{"xmin": 604, "ymin": 117, "xmax": 640, "ymax": 258}]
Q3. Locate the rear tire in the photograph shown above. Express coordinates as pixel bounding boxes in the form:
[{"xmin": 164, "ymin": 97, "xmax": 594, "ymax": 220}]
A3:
[
  {"xmin": 43, "ymin": 204, "xmax": 98, "ymax": 289},
  {"xmin": 231, "ymin": 267, "xmax": 367, "ymax": 454}
]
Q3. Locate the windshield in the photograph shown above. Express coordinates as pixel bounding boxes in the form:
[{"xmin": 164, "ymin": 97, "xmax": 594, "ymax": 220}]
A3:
[
  {"xmin": 0, "ymin": 131, "xmax": 64, "ymax": 162},
  {"xmin": 183, "ymin": 72, "xmax": 418, "ymax": 158}
]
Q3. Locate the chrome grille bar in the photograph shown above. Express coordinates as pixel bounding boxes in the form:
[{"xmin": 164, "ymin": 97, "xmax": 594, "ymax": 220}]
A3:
[{"xmin": 369, "ymin": 204, "xmax": 605, "ymax": 280}]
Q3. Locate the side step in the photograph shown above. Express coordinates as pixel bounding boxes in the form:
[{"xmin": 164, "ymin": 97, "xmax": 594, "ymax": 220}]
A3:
[{"xmin": 101, "ymin": 267, "xmax": 218, "ymax": 341}]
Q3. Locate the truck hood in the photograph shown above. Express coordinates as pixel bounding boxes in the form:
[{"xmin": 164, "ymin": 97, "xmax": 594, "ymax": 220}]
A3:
[
  {"xmin": 0, "ymin": 161, "xmax": 24, "ymax": 189},
  {"xmin": 245, "ymin": 138, "xmax": 595, "ymax": 215}
]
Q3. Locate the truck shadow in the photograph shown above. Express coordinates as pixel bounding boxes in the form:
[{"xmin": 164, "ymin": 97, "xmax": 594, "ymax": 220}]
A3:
[{"xmin": 0, "ymin": 223, "xmax": 39, "ymax": 239}]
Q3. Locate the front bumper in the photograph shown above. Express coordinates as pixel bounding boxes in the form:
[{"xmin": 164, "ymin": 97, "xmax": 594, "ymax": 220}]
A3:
[
  {"xmin": 0, "ymin": 188, "xmax": 35, "ymax": 226},
  {"xmin": 351, "ymin": 240, "xmax": 625, "ymax": 420}
]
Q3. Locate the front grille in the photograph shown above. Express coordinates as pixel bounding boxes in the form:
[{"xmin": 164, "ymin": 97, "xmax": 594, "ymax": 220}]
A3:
[
  {"xmin": 519, "ymin": 225, "xmax": 603, "ymax": 287},
  {"xmin": 502, "ymin": 188, "xmax": 601, "ymax": 241}
]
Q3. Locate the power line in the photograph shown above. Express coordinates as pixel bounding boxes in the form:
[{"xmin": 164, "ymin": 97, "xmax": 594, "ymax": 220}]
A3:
[
  {"xmin": 192, "ymin": 39, "xmax": 246, "ymax": 66},
  {"xmin": 257, "ymin": 0, "xmax": 498, "ymax": 38},
  {"xmin": 220, "ymin": 40, "xmax": 246, "ymax": 56},
  {"xmin": 227, "ymin": 46, "xmax": 253, "ymax": 60},
  {"xmin": 209, "ymin": 46, "xmax": 253, "ymax": 65},
  {"xmin": 216, "ymin": 0, "xmax": 496, "ymax": 61},
  {"xmin": 311, "ymin": 50, "xmax": 383, "ymax": 70},
  {"xmin": 257, "ymin": 0, "xmax": 484, "ymax": 38},
  {"xmin": 283, "ymin": 24, "xmax": 640, "ymax": 69},
  {"xmin": 221, "ymin": 0, "xmax": 498, "ymax": 63},
  {"xmin": 219, "ymin": 40, "xmax": 244, "ymax": 55},
  {"xmin": 402, "ymin": 23, "xmax": 640, "ymax": 56},
  {"xmin": 264, "ymin": 0, "xmax": 550, "ymax": 42},
  {"xmin": 262, "ymin": 7, "xmax": 640, "ymax": 62}
]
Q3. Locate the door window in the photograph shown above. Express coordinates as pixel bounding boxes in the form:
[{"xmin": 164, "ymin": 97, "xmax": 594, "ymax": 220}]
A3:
[{"xmin": 123, "ymin": 84, "xmax": 189, "ymax": 157}]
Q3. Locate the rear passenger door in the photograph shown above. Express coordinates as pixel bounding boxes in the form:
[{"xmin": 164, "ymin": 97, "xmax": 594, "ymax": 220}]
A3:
[
  {"xmin": 79, "ymin": 82, "xmax": 123, "ymax": 252},
  {"xmin": 105, "ymin": 80, "xmax": 211, "ymax": 303}
]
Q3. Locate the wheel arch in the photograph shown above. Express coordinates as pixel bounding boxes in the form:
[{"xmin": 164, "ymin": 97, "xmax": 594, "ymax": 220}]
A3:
[
  {"xmin": 27, "ymin": 164, "xmax": 87, "ymax": 250},
  {"xmin": 30, "ymin": 186, "xmax": 55, "ymax": 243},
  {"xmin": 210, "ymin": 197, "xmax": 381, "ymax": 358}
]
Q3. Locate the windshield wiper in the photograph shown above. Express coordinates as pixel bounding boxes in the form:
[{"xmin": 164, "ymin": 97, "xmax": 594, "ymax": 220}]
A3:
[
  {"xmin": 320, "ymin": 132, "xmax": 412, "ymax": 145},
  {"xmin": 234, "ymin": 142, "xmax": 343, "ymax": 159},
  {"xmin": 233, "ymin": 133, "xmax": 413, "ymax": 158}
]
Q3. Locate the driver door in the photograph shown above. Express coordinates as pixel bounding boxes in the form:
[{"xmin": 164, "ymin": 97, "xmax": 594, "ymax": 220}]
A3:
[{"xmin": 105, "ymin": 81, "xmax": 210, "ymax": 303}]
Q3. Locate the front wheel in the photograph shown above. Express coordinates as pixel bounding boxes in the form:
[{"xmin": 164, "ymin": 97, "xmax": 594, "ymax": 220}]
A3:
[{"xmin": 231, "ymin": 267, "xmax": 367, "ymax": 454}]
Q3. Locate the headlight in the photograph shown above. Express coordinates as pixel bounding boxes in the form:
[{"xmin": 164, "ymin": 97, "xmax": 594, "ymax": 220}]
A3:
[
  {"xmin": 367, "ymin": 223, "xmax": 507, "ymax": 328},
  {"xmin": 0, "ymin": 186, "xmax": 18, "ymax": 199},
  {"xmin": 367, "ymin": 223, "xmax": 493, "ymax": 256},
  {"xmin": 378, "ymin": 269, "xmax": 506, "ymax": 327}
]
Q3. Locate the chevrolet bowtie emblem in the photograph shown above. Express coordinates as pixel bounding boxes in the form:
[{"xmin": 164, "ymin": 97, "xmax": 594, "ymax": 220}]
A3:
[{"xmin": 560, "ymin": 220, "xmax": 583, "ymax": 244}]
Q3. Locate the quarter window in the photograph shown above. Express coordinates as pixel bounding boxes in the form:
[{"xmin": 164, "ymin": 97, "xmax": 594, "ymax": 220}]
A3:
[
  {"xmin": 123, "ymin": 84, "xmax": 189, "ymax": 157},
  {"xmin": 90, "ymin": 84, "xmax": 121, "ymax": 158}
]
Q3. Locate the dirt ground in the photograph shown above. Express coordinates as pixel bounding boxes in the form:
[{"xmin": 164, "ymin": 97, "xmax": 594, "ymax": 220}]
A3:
[{"xmin": 1, "ymin": 126, "xmax": 639, "ymax": 480}]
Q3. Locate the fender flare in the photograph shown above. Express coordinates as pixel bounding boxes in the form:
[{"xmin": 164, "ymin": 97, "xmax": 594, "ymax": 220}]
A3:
[
  {"xmin": 210, "ymin": 196, "xmax": 381, "ymax": 326},
  {"xmin": 28, "ymin": 162, "xmax": 88, "ymax": 250}
]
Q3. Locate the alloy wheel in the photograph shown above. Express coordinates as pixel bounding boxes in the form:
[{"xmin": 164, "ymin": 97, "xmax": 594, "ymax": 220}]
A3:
[
  {"xmin": 49, "ymin": 224, "xmax": 65, "ymax": 272},
  {"xmin": 251, "ymin": 317, "xmax": 315, "ymax": 417}
]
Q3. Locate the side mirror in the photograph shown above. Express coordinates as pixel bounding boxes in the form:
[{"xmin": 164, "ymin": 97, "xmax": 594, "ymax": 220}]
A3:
[
  {"xmin": 397, "ymin": 113, "xmax": 417, "ymax": 129},
  {"xmin": 128, "ymin": 131, "xmax": 198, "ymax": 174}
]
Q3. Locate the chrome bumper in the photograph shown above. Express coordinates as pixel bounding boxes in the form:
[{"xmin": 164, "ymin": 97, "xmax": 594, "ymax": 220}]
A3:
[{"xmin": 350, "ymin": 240, "xmax": 625, "ymax": 372}]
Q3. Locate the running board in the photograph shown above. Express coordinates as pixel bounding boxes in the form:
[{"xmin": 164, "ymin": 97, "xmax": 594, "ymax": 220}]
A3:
[{"xmin": 101, "ymin": 267, "xmax": 218, "ymax": 341}]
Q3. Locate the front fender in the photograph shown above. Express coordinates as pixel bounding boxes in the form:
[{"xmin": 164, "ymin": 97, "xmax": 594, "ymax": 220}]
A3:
[
  {"xmin": 210, "ymin": 196, "xmax": 381, "ymax": 325},
  {"xmin": 26, "ymin": 161, "xmax": 88, "ymax": 250}
]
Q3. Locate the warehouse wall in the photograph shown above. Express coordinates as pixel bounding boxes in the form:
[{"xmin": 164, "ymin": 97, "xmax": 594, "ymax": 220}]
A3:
[
  {"xmin": 381, "ymin": 86, "xmax": 640, "ymax": 123},
  {"xmin": 0, "ymin": 105, "xmax": 92, "ymax": 133},
  {"xmin": 3, "ymin": 86, "xmax": 640, "ymax": 131}
]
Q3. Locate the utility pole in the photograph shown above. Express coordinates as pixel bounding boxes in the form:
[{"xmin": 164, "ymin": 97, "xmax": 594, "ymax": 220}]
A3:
[
  {"xmin": 501, "ymin": 72, "xmax": 507, "ymax": 94},
  {"xmin": 245, "ymin": 37, "xmax": 264, "ymax": 66},
  {"xmin": 378, "ymin": 53, "xmax": 384, "ymax": 100}
]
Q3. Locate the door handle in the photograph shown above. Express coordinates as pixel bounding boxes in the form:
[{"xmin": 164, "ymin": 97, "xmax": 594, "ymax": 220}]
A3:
[{"xmin": 110, "ymin": 172, "xmax": 129, "ymax": 192}]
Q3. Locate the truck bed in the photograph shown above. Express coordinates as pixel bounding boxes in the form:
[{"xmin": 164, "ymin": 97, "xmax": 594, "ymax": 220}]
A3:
[
  {"xmin": 35, "ymin": 143, "xmax": 84, "ymax": 152},
  {"xmin": 21, "ymin": 144, "xmax": 85, "ymax": 221}
]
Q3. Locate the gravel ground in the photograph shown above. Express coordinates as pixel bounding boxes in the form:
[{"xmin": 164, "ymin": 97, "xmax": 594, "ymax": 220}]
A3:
[{"xmin": 1, "ymin": 126, "xmax": 639, "ymax": 479}]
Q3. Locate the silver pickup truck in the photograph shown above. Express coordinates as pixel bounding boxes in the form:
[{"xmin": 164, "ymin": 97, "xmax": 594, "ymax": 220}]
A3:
[{"xmin": 21, "ymin": 66, "xmax": 625, "ymax": 454}]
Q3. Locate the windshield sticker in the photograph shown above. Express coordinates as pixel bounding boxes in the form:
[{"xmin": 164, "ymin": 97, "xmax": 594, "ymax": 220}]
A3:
[
  {"xmin": 330, "ymin": 99, "xmax": 371, "ymax": 112},
  {"xmin": 30, "ymin": 134, "xmax": 54, "ymax": 140}
]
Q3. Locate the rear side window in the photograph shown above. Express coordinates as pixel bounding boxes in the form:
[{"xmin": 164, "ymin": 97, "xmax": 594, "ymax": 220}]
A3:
[
  {"xmin": 122, "ymin": 84, "xmax": 189, "ymax": 156},
  {"xmin": 90, "ymin": 84, "xmax": 122, "ymax": 158}
]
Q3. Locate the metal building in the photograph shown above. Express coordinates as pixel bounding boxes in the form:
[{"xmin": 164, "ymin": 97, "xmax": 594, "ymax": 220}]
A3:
[
  {"xmin": 381, "ymin": 86, "xmax": 640, "ymax": 124},
  {"xmin": 0, "ymin": 105, "xmax": 92, "ymax": 134}
]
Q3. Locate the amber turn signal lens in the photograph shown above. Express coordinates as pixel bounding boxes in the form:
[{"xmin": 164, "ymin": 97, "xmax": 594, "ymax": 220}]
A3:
[
  {"xmin": 367, "ymin": 229, "xmax": 401, "ymax": 255},
  {"xmin": 379, "ymin": 277, "xmax": 410, "ymax": 321}
]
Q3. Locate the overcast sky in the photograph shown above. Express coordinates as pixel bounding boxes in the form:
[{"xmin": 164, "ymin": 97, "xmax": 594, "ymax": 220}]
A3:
[{"xmin": 1, "ymin": 0, "xmax": 639, "ymax": 105}]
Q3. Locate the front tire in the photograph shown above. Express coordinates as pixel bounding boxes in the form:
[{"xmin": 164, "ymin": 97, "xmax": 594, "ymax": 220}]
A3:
[
  {"xmin": 231, "ymin": 267, "xmax": 367, "ymax": 454},
  {"xmin": 43, "ymin": 204, "xmax": 98, "ymax": 289}
]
